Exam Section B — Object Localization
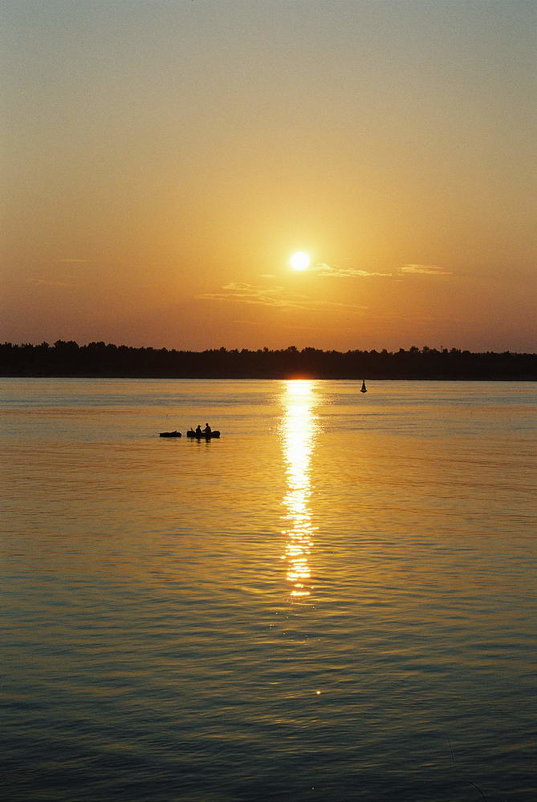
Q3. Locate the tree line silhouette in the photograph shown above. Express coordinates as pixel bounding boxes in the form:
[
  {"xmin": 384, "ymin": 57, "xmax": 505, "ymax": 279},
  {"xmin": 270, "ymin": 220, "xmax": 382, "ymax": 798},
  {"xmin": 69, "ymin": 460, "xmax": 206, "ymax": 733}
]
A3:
[{"xmin": 1, "ymin": 341, "xmax": 536, "ymax": 379}]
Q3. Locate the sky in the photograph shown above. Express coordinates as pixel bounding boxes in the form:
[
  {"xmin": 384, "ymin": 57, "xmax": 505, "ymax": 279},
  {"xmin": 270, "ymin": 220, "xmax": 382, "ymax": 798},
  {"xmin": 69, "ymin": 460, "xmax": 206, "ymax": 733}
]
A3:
[{"xmin": 2, "ymin": 0, "xmax": 536, "ymax": 352}]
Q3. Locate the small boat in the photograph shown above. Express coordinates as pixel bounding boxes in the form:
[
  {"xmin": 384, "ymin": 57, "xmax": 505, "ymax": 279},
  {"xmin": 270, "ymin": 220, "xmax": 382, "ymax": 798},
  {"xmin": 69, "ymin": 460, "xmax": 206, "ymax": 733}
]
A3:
[
  {"xmin": 187, "ymin": 429, "xmax": 221, "ymax": 439},
  {"xmin": 360, "ymin": 379, "xmax": 367, "ymax": 393},
  {"xmin": 159, "ymin": 430, "xmax": 181, "ymax": 438}
]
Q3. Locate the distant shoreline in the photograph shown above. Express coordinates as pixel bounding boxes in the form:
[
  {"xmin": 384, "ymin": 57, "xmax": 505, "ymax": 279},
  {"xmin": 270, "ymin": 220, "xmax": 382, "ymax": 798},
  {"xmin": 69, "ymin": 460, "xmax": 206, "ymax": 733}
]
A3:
[
  {"xmin": 2, "ymin": 374, "xmax": 536, "ymax": 381},
  {"xmin": 1, "ymin": 341, "xmax": 536, "ymax": 381}
]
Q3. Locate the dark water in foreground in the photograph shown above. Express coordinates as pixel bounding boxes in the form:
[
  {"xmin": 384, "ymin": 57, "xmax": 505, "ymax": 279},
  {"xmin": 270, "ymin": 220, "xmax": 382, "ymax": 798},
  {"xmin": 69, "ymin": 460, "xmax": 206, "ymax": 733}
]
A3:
[{"xmin": 1, "ymin": 379, "xmax": 536, "ymax": 801}]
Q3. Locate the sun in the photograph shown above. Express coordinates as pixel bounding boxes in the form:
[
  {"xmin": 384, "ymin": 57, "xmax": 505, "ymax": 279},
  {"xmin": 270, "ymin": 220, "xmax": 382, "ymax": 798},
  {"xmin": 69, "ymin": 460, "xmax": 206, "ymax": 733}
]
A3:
[{"xmin": 290, "ymin": 251, "xmax": 311, "ymax": 271}]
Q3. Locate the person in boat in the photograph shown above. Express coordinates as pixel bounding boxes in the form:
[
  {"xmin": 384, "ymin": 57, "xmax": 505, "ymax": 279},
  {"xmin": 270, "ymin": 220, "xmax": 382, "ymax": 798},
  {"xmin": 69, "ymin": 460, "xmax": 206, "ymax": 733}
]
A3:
[
  {"xmin": 195, "ymin": 424, "xmax": 203, "ymax": 437},
  {"xmin": 203, "ymin": 422, "xmax": 212, "ymax": 435}
]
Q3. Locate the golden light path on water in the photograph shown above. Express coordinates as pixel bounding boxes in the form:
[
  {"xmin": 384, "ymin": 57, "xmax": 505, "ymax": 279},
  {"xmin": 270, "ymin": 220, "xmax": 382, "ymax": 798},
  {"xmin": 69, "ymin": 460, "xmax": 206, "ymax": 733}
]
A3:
[{"xmin": 281, "ymin": 380, "xmax": 318, "ymax": 599}]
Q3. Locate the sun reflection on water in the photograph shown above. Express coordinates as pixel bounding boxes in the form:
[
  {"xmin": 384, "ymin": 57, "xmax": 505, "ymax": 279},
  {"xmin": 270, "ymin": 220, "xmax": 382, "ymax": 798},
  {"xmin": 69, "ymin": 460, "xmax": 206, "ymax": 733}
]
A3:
[{"xmin": 281, "ymin": 380, "xmax": 318, "ymax": 599}]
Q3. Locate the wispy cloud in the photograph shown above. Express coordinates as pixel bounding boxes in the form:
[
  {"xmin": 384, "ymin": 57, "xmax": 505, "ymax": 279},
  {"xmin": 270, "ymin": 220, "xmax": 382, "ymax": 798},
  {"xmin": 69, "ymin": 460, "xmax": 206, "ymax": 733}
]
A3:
[
  {"xmin": 399, "ymin": 264, "xmax": 452, "ymax": 276},
  {"xmin": 197, "ymin": 282, "xmax": 365, "ymax": 312},
  {"xmin": 27, "ymin": 278, "xmax": 73, "ymax": 288},
  {"xmin": 314, "ymin": 262, "xmax": 393, "ymax": 278},
  {"xmin": 311, "ymin": 261, "xmax": 452, "ymax": 278},
  {"xmin": 198, "ymin": 283, "xmax": 299, "ymax": 308}
]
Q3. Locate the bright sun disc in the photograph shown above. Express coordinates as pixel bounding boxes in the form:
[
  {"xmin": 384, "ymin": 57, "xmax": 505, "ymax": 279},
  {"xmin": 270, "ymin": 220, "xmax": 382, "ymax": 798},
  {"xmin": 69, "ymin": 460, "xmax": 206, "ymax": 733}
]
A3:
[{"xmin": 290, "ymin": 251, "xmax": 311, "ymax": 271}]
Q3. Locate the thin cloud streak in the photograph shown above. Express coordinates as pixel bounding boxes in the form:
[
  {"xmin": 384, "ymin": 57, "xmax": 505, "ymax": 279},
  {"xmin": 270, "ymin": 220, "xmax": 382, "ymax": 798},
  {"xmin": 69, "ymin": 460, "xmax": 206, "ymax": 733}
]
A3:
[
  {"xmin": 400, "ymin": 264, "xmax": 453, "ymax": 276},
  {"xmin": 314, "ymin": 263, "xmax": 393, "ymax": 278},
  {"xmin": 197, "ymin": 282, "xmax": 365, "ymax": 312},
  {"xmin": 309, "ymin": 261, "xmax": 452, "ymax": 278},
  {"xmin": 27, "ymin": 278, "xmax": 73, "ymax": 288}
]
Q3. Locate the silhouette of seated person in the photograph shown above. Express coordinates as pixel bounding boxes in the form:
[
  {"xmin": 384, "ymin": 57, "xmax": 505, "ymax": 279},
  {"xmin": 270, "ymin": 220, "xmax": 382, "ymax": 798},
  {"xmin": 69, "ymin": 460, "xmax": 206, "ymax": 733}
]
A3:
[
  {"xmin": 195, "ymin": 424, "xmax": 203, "ymax": 437},
  {"xmin": 203, "ymin": 423, "xmax": 212, "ymax": 435}
]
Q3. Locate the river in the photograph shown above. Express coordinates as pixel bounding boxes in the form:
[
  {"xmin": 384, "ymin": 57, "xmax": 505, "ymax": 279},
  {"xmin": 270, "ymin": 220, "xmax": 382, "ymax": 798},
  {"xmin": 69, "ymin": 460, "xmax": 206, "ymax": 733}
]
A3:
[{"xmin": 1, "ymin": 378, "xmax": 536, "ymax": 801}]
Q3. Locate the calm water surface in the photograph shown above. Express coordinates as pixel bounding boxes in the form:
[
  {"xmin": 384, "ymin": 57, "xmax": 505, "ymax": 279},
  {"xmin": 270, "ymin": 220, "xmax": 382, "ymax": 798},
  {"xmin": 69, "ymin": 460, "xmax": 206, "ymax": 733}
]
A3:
[{"xmin": 1, "ymin": 379, "xmax": 536, "ymax": 801}]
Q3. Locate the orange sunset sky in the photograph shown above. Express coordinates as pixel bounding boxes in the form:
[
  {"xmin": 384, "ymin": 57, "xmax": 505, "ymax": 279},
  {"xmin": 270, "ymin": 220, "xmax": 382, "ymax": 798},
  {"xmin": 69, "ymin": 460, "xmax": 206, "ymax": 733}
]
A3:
[{"xmin": 2, "ymin": 0, "xmax": 536, "ymax": 352}]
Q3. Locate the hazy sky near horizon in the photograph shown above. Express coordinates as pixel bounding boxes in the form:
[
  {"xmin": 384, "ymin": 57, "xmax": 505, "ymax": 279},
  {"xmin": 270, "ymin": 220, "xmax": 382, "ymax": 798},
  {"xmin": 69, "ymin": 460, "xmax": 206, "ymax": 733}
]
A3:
[{"xmin": 2, "ymin": 0, "xmax": 536, "ymax": 352}]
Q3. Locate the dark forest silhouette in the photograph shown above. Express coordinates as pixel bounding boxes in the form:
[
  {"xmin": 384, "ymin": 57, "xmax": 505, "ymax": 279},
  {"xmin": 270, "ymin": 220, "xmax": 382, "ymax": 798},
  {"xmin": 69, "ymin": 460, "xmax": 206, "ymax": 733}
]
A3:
[{"xmin": 1, "ymin": 341, "xmax": 536, "ymax": 379}]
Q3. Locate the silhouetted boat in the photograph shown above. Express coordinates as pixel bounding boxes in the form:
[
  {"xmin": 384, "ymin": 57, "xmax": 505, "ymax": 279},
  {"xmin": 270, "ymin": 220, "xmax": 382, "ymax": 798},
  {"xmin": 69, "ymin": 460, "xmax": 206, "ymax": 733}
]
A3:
[
  {"xmin": 159, "ymin": 430, "xmax": 181, "ymax": 438},
  {"xmin": 360, "ymin": 380, "xmax": 367, "ymax": 393},
  {"xmin": 187, "ymin": 430, "xmax": 221, "ymax": 439}
]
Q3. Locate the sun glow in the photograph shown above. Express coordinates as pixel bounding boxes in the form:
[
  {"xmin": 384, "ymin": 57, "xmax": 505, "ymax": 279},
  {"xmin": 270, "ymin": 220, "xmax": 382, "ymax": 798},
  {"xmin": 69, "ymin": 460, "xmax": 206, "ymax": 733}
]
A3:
[{"xmin": 290, "ymin": 251, "xmax": 311, "ymax": 271}]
